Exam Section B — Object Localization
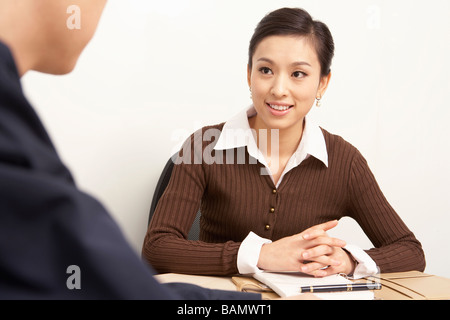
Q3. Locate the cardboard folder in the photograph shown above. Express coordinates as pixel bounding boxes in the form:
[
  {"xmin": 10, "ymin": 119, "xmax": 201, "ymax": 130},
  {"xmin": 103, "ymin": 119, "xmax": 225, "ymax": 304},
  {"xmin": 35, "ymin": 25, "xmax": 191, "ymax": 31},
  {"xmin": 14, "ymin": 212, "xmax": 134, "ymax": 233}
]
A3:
[{"xmin": 375, "ymin": 271, "xmax": 450, "ymax": 300}]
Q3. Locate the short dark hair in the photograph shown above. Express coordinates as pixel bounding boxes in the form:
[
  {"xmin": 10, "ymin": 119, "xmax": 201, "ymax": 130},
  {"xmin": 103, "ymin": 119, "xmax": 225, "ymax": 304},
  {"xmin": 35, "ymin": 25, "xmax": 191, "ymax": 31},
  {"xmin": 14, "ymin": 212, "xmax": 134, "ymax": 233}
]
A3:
[{"xmin": 248, "ymin": 8, "xmax": 335, "ymax": 77}]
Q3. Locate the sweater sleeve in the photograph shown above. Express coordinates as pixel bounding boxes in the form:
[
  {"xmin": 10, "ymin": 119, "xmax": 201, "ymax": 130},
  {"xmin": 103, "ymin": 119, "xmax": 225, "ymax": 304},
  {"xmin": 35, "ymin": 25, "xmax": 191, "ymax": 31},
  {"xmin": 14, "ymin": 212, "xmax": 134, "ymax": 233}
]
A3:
[
  {"xmin": 141, "ymin": 129, "xmax": 241, "ymax": 275},
  {"xmin": 347, "ymin": 149, "xmax": 426, "ymax": 273}
]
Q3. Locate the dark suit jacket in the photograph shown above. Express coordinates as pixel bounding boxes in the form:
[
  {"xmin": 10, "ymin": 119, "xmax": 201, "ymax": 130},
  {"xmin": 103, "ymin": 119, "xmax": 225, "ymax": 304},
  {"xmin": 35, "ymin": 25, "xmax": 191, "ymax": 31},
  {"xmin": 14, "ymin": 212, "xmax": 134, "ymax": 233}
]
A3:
[{"xmin": 0, "ymin": 41, "xmax": 259, "ymax": 300}]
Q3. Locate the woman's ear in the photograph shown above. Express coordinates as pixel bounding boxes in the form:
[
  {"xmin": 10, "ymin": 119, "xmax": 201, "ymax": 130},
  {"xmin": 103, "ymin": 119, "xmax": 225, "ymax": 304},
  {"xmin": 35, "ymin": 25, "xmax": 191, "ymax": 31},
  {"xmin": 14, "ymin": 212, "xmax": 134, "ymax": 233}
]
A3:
[
  {"xmin": 317, "ymin": 72, "xmax": 331, "ymax": 97},
  {"xmin": 247, "ymin": 64, "xmax": 252, "ymax": 88}
]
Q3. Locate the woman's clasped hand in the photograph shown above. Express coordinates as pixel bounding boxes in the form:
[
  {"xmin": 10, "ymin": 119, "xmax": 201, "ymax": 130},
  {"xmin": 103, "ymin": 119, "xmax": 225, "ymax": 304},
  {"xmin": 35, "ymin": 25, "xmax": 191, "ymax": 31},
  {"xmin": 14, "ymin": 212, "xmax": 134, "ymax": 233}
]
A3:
[{"xmin": 257, "ymin": 220, "xmax": 356, "ymax": 277}]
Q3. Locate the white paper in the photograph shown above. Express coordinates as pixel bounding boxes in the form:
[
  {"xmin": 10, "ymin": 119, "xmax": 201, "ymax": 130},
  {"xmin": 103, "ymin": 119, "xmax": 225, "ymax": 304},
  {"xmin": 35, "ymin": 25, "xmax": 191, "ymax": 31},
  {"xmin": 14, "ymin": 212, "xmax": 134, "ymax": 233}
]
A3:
[{"xmin": 253, "ymin": 272, "xmax": 374, "ymax": 300}]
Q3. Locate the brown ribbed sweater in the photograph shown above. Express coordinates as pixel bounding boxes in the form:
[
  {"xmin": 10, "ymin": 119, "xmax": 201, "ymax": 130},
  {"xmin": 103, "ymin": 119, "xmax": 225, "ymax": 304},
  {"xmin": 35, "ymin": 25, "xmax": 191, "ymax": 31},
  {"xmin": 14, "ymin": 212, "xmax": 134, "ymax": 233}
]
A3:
[{"xmin": 142, "ymin": 123, "xmax": 425, "ymax": 275}]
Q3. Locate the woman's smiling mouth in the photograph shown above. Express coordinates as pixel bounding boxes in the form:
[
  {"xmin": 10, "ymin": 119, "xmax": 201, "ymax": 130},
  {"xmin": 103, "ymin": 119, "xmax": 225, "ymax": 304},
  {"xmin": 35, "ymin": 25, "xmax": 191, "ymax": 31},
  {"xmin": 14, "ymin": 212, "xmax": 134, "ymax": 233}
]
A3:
[{"xmin": 266, "ymin": 103, "xmax": 294, "ymax": 116}]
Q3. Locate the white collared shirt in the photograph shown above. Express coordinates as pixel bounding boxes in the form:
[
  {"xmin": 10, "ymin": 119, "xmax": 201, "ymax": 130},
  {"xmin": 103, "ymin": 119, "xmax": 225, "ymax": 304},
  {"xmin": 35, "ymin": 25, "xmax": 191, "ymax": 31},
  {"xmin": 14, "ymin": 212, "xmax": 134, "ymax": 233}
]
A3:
[
  {"xmin": 214, "ymin": 105, "xmax": 378, "ymax": 278},
  {"xmin": 214, "ymin": 106, "xmax": 328, "ymax": 187}
]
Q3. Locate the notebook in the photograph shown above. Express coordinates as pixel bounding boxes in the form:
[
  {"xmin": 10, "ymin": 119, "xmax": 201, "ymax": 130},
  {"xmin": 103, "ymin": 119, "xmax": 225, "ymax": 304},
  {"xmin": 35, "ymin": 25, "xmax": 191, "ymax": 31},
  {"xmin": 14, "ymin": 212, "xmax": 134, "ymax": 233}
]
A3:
[{"xmin": 253, "ymin": 271, "xmax": 375, "ymax": 300}]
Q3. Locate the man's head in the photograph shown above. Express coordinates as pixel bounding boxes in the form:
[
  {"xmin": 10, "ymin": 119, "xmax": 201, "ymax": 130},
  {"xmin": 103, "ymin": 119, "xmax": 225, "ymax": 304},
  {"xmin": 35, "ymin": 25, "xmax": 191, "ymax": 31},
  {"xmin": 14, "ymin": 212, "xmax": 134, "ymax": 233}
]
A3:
[{"xmin": 0, "ymin": 0, "xmax": 107, "ymax": 76}]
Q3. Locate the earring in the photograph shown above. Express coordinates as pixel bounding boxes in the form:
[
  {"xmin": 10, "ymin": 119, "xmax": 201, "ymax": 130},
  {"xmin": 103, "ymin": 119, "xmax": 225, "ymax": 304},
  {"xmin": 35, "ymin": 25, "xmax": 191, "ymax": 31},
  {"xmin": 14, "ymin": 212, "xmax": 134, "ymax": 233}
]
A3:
[
  {"xmin": 316, "ymin": 96, "xmax": 322, "ymax": 107},
  {"xmin": 249, "ymin": 87, "xmax": 252, "ymax": 99}
]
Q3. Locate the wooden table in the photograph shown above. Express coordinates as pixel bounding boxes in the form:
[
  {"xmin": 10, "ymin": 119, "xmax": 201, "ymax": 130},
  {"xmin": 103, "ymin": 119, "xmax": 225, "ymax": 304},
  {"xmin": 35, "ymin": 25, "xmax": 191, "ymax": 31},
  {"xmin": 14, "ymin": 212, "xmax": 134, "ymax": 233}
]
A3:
[{"xmin": 155, "ymin": 271, "xmax": 450, "ymax": 300}]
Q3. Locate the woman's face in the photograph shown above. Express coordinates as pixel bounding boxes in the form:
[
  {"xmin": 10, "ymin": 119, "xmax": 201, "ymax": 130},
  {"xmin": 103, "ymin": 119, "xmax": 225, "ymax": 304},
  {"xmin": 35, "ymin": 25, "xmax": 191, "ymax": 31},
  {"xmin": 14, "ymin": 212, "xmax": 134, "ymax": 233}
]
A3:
[{"xmin": 247, "ymin": 35, "xmax": 330, "ymax": 133}]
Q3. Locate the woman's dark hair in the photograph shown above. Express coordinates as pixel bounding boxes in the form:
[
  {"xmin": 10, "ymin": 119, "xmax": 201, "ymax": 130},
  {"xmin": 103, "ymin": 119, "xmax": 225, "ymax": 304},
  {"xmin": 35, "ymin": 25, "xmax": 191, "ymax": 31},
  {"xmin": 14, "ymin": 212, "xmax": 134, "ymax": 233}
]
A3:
[{"xmin": 248, "ymin": 8, "xmax": 334, "ymax": 77}]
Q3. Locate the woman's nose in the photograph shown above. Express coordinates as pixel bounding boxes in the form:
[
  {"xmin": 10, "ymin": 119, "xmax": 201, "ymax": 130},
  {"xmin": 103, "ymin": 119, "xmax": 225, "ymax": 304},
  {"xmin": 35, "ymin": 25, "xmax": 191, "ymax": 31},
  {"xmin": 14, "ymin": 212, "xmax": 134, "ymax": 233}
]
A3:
[{"xmin": 270, "ymin": 75, "xmax": 289, "ymax": 97}]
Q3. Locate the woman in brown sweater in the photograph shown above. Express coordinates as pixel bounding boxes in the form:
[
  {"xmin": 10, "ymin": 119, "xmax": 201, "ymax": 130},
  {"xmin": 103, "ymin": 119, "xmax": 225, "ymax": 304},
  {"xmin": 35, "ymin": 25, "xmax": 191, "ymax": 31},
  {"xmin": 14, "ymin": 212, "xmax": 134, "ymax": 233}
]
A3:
[{"xmin": 142, "ymin": 8, "xmax": 425, "ymax": 277}]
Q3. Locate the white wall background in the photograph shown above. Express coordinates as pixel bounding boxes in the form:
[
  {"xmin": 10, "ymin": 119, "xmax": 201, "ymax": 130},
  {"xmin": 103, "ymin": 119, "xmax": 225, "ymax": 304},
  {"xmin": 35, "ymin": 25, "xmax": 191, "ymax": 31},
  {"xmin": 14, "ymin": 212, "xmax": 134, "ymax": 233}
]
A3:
[{"xmin": 22, "ymin": 0, "xmax": 450, "ymax": 278}]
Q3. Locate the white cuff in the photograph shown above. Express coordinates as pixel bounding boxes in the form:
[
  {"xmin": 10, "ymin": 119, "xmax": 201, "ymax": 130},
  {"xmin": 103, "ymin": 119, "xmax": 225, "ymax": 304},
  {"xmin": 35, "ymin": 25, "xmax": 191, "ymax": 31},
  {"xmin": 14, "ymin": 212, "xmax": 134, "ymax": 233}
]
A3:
[
  {"xmin": 344, "ymin": 244, "xmax": 379, "ymax": 279},
  {"xmin": 237, "ymin": 232, "xmax": 272, "ymax": 274}
]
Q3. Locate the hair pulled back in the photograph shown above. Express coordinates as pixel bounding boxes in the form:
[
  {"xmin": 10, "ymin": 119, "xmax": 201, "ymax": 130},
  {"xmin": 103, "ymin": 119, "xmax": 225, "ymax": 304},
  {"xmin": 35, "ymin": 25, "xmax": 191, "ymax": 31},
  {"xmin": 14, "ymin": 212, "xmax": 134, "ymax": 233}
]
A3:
[{"xmin": 248, "ymin": 8, "xmax": 335, "ymax": 77}]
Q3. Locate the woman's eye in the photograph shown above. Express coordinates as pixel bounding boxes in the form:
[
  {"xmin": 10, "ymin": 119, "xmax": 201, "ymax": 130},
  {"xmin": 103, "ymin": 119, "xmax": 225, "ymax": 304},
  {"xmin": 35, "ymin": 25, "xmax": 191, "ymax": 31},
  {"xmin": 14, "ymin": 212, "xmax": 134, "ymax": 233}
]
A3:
[
  {"xmin": 292, "ymin": 71, "xmax": 306, "ymax": 78},
  {"xmin": 259, "ymin": 67, "xmax": 273, "ymax": 75}
]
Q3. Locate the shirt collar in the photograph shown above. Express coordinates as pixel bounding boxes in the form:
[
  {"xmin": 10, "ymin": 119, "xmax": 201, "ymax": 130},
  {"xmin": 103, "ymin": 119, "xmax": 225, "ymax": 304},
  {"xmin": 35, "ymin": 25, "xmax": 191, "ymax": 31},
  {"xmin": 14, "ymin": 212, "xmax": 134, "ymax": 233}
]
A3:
[{"xmin": 214, "ymin": 105, "xmax": 328, "ymax": 168}]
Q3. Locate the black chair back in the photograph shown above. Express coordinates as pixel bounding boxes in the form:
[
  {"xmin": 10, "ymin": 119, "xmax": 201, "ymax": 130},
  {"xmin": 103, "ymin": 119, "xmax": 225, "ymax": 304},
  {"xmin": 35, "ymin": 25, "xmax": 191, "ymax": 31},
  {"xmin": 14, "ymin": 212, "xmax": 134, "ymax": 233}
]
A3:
[{"xmin": 148, "ymin": 156, "xmax": 200, "ymax": 240}]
